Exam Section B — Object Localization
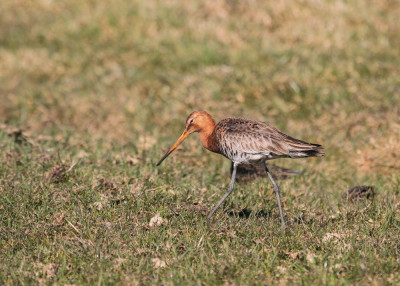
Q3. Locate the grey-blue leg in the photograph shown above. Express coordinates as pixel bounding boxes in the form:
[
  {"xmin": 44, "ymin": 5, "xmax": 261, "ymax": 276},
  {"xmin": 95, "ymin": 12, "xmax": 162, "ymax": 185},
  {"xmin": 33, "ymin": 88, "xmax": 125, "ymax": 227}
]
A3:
[
  {"xmin": 264, "ymin": 162, "xmax": 286, "ymax": 228},
  {"xmin": 207, "ymin": 162, "xmax": 238, "ymax": 219}
]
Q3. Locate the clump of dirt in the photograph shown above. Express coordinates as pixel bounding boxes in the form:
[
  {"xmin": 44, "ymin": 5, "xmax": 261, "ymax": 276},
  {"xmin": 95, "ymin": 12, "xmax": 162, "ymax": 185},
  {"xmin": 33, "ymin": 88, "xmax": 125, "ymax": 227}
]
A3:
[
  {"xmin": 93, "ymin": 177, "xmax": 117, "ymax": 191},
  {"xmin": 343, "ymin": 185, "xmax": 375, "ymax": 201},
  {"xmin": 0, "ymin": 124, "xmax": 29, "ymax": 144},
  {"xmin": 46, "ymin": 164, "xmax": 68, "ymax": 183}
]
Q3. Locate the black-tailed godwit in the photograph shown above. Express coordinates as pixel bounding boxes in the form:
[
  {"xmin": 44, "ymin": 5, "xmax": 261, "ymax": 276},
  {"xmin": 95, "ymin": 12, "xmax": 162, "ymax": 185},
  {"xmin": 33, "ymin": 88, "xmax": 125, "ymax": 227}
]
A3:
[{"xmin": 157, "ymin": 110, "xmax": 324, "ymax": 228}]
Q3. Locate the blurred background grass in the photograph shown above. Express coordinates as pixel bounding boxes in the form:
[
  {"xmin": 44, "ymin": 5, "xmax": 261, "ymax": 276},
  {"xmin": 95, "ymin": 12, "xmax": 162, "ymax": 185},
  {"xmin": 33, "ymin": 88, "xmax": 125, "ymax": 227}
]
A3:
[
  {"xmin": 1, "ymin": 0, "xmax": 400, "ymax": 284},
  {"xmin": 1, "ymin": 0, "xmax": 399, "ymax": 174}
]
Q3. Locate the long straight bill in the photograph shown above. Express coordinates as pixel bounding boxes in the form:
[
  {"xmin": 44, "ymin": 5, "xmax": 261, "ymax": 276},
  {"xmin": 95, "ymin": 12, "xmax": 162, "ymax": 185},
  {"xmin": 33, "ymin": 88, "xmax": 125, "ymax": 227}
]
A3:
[{"xmin": 156, "ymin": 130, "xmax": 190, "ymax": 166}]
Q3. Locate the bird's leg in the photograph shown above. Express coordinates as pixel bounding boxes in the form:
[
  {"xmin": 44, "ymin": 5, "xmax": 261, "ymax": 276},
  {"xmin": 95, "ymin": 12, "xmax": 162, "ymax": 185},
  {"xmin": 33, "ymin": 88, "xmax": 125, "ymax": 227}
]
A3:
[
  {"xmin": 263, "ymin": 162, "xmax": 286, "ymax": 229},
  {"xmin": 207, "ymin": 162, "xmax": 238, "ymax": 219}
]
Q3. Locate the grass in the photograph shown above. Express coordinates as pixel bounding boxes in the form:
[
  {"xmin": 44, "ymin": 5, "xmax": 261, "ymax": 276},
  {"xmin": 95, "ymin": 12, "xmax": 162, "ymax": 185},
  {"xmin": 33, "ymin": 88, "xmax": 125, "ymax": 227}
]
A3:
[{"xmin": 1, "ymin": 0, "xmax": 400, "ymax": 284}]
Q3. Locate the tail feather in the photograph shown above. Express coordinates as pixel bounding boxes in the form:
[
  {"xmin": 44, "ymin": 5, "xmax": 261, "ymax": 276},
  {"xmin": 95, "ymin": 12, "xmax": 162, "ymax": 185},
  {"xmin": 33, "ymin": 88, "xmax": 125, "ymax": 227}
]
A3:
[
  {"xmin": 270, "ymin": 127, "xmax": 325, "ymax": 158},
  {"xmin": 289, "ymin": 145, "xmax": 324, "ymax": 158}
]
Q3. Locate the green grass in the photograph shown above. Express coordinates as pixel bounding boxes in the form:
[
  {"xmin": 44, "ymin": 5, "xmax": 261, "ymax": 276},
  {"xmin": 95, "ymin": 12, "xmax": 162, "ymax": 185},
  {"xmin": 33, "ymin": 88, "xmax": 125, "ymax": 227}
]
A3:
[{"xmin": 1, "ymin": 0, "xmax": 400, "ymax": 284}]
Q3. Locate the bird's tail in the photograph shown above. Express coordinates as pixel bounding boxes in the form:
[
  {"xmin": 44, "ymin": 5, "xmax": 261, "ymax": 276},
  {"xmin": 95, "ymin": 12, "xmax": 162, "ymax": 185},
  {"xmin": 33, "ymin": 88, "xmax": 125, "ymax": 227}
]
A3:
[{"xmin": 288, "ymin": 143, "xmax": 325, "ymax": 158}]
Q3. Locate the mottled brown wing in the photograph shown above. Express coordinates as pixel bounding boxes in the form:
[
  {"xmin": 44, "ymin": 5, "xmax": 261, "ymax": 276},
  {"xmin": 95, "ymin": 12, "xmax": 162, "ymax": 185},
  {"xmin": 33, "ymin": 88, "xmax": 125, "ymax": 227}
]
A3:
[{"xmin": 216, "ymin": 118, "xmax": 323, "ymax": 158}]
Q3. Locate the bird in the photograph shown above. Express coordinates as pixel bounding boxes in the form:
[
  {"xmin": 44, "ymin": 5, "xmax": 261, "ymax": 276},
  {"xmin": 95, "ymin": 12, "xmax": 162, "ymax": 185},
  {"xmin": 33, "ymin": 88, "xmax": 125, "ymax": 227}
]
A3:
[{"xmin": 156, "ymin": 110, "xmax": 324, "ymax": 228}]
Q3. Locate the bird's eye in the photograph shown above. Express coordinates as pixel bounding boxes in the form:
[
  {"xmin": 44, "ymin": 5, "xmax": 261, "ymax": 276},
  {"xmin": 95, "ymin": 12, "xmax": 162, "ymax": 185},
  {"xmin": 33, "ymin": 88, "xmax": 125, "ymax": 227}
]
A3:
[{"xmin": 189, "ymin": 118, "xmax": 194, "ymax": 124}]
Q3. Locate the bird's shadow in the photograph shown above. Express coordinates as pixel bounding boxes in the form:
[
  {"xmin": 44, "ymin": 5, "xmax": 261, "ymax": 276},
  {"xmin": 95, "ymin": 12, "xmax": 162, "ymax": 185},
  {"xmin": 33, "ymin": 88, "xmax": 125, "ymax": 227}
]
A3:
[
  {"xmin": 225, "ymin": 208, "xmax": 318, "ymax": 226},
  {"xmin": 226, "ymin": 208, "xmax": 272, "ymax": 218}
]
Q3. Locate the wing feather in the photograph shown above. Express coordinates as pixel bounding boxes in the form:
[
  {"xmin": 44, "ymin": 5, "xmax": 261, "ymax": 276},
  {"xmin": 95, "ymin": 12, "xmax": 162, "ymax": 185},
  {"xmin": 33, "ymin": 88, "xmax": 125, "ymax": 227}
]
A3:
[{"xmin": 215, "ymin": 117, "xmax": 323, "ymax": 159}]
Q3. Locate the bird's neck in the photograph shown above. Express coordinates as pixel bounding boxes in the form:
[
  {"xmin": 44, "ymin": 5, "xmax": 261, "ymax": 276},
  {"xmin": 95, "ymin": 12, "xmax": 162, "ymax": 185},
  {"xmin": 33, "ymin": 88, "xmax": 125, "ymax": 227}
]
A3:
[{"xmin": 198, "ymin": 122, "xmax": 220, "ymax": 153}]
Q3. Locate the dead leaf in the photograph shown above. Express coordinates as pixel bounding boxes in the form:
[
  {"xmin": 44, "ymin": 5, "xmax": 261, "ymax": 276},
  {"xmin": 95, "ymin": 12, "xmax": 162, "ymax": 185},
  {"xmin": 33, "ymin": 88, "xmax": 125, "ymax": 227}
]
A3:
[
  {"xmin": 43, "ymin": 263, "xmax": 58, "ymax": 279},
  {"xmin": 149, "ymin": 213, "xmax": 168, "ymax": 227},
  {"xmin": 113, "ymin": 258, "xmax": 127, "ymax": 268},
  {"xmin": 253, "ymin": 238, "xmax": 265, "ymax": 245},
  {"xmin": 52, "ymin": 212, "xmax": 65, "ymax": 226},
  {"xmin": 152, "ymin": 257, "xmax": 166, "ymax": 268},
  {"xmin": 306, "ymin": 251, "xmax": 316, "ymax": 263},
  {"xmin": 286, "ymin": 251, "xmax": 301, "ymax": 260},
  {"xmin": 93, "ymin": 201, "xmax": 104, "ymax": 211},
  {"xmin": 126, "ymin": 155, "xmax": 140, "ymax": 165},
  {"xmin": 276, "ymin": 265, "xmax": 286, "ymax": 274},
  {"xmin": 322, "ymin": 232, "xmax": 343, "ymax": 243},
  {"xmin": 130, "ymin": 180, "xmax": 144, "ymax": 194}
]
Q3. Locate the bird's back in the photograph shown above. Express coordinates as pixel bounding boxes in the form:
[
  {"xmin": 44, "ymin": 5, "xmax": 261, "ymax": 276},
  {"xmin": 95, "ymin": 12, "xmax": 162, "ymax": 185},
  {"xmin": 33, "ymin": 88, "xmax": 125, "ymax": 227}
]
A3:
[{"xmin": 214, "ymin": 117, "xmax": 324, "ymax": 163}]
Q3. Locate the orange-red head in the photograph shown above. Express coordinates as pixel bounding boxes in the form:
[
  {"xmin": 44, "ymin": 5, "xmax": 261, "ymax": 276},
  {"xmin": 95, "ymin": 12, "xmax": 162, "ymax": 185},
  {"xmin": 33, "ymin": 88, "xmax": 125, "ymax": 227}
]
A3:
[{"xmin": 156, "ymin": 111, "xmax": 215, "ymax": 166}]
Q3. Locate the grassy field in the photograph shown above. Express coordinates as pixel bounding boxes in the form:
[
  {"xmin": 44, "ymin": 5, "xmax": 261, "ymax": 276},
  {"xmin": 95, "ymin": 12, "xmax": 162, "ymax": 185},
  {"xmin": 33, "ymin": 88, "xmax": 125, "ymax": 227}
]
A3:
[{"xmin": 1, "ymin": 0, "xmax": 400, "ymax": 284}]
